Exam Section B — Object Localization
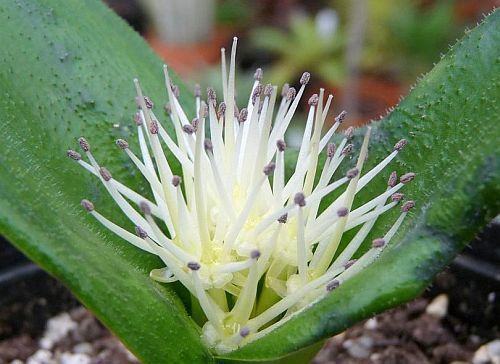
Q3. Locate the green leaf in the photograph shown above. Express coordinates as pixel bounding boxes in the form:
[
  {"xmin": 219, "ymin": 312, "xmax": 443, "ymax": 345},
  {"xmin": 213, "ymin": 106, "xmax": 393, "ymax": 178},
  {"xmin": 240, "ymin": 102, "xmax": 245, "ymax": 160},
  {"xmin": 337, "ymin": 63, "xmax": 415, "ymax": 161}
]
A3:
[
  {"xmin": 0, "ymin": 1, "xmax": 498, "ymax": 363},
  {"xmin": 0, "ymin": 1, "xmax": 209, "ymax": 363}
]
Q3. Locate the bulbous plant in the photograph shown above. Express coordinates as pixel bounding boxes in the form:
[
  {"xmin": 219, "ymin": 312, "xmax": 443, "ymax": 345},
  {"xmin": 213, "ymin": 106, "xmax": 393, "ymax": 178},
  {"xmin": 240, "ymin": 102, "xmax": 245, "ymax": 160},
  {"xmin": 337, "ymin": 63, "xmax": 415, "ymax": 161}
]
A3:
[
  {"xmin": 68, "ymin": 38, "xmax": 416, "ymax": 353},
  {"xmin": 0, "ymin": 1, "xmax": 498, "ymax": 363}
]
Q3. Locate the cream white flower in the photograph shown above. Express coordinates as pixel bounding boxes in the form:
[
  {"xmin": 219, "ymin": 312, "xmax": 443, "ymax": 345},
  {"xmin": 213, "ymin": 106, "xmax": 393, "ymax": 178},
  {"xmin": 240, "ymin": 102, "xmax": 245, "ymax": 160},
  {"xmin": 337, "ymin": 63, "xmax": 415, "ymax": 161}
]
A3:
[{"xmin": 68, "ymin": 38, "xmax": 415, "ymax": 352}]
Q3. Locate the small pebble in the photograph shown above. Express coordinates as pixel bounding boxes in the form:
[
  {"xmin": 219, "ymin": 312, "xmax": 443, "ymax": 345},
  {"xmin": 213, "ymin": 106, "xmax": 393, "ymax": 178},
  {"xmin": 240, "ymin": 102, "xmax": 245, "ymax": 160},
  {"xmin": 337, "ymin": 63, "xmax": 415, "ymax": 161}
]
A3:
[
  {"xmin": 426, "ymin": 294, "xmax": 449, "ymax": 318},
  {"xmin": 73, "ymin": 342, "xmax": 94, "ymax": 355},
  {"xmin": 60, "ymin": 352, "xmax": 91, "ymax": 364},
  {"xmin": 343, "ymin": 336, "xmax": 373, "ymax": 359},
  {"xmin": 364, "ymin": 318, "xmax": 378, "ymax": 330},
  {"xmin": 472, "ymin": 339, "xmax": 500, "ymax": 364},
  {"xmin": 39, "ymin": 313, "xmax": 77, "ymax": 350},
  {"xmin": 26, "ymin": 349, "xmax": 55, "ymax": 364}
]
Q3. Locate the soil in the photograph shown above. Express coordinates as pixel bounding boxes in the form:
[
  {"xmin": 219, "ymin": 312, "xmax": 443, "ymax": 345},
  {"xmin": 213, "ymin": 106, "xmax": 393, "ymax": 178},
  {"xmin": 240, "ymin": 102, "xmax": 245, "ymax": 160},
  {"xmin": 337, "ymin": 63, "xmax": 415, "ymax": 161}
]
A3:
[
  {"xmin": 0, "ymin": 267, "xmax": 78, "ymax": 341},
  {"xmin": 0, "ymin": 307, "xmax": 138, "ymax": 364},
  {"xmin": 313, "ymin": 296, "xmax": 478, "ymax": 364}
]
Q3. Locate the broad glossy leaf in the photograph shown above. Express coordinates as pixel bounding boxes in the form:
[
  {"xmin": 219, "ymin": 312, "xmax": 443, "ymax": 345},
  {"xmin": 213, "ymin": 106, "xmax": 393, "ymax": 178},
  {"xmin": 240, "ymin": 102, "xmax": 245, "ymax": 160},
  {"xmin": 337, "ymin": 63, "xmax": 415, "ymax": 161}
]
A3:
[
  {"xmin": 0, "ymin": 1, "xmax": 209, "ymax": 363},
  {"xmin": 0, "ymin": 1, "xmax": 498, "ymax": 363}
]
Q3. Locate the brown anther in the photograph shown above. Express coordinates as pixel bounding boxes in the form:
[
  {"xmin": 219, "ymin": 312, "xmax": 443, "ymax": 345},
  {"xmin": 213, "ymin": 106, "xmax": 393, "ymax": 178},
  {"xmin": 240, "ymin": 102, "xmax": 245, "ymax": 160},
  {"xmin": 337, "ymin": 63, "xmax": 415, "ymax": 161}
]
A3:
[
  {"xmin": 346, "ymin": 168, "xmax": 359, "ymax": 179},
  {"xmin": 308, "ymin": 94, "xmax": 319, "ymax": 106},
  {"xmin": 286, "ymin": 87, "xmax": 296, "ymax": 101},
  {"xmin": 217, "ymin": 102, "xmax": 226, "ymax": 119},
  {"xmin": 326, "ymin": 280, "xmax": 340, "ymax": 292},
  {"xmin": 401, "ymin": 200, "xmax": 415, "ymax": 212},
  {"xmin": 187, "ymin": 262, "xmax": 201, "ymax": 271},
  {"xmin": 139, "ymin": 201, "xmax": 151, "ymax": 215},
  {"xmin": 78, "ymin": 137, "xmax": 90, "ymax": 152},
  {"xmin": 204, "ymin": 139, "xmax": 213, "ymax": 153},
  {"xmin": 115, "ymin": 139, "xmax": 129, "ymax": 150},
  {"xmin": 337, "ymin": 207, "xmax": 349, "ymax": 217},
  {"xmin": 335, "ymin": 110, "xmax": 347, "ymax": 123},
  {"xmin": 254, "ymin": 68, "xmax": 263, "ymax": 81},
  {"xmin": 171, "ymin": 84, "xmax": 180, "ymax": 98},
  {"xmin": 387, "ymin": 171, "xmax": 398, "ymax": 188},
  {"xmin": 344, "ymin": 259, "xmax": 357, "ymax": 269},
  {"xmin": 240, "ymin": 327, "xmax": 250, "ymax": 338},
  {"xmin": 135, "ymin": 226, "xmax": 148, "ymax": 239},
  {"xmin": 150, "ymin": 120, "xmax": 159, "ymax": 134},
  {"xmin": 172, "ymin": 175, "xmax": 182, "ymax": 187},
  {"xmin": 276, "ymin": 139, "xmax": 286, "ymax": 152},
  {"xmin": 255, "ymin": 84, "xmax": 264, "ymax": 96},
  {"xmin": 400, "ymin": 172, "xmax": 416, "ymax": 184},
  {"xmin": 250, "ymin": 250, "xmax": 261, "ymax": 259},
  {"xmin": 372, "ymin": 238, "xmax": 385, "ymax": 248},
  {"xmin": 278, "ymin": 213, "xmax": 288, "ymax": 224},
  {"xmin": 281, "ymin": 83, "xmax": 290, "ymax": 98},
  {"xmin": 144, "ymin": 96, "xmax": 154, "ymax": 109},
  {"xmin": 394, "ymin": 139, "xmax": 408, "ymax": 151},
  {"xmin": 294, "ymin": 192, "xmax": 306, "ymax": 207},
  {"xmin": 238, "ymin": 108, "xmax": 248, "ymax": 123},
  {"xmin": 327, "ymin": 143, "xmax": 336, "ymax": 158},
  {"xmin": 182, "ymin": 124, "xmax": 195, "ymax": 135},
  {"xmin": 344, "ymin": 127, "xmax": 354, "ymax": 140},
  {"xmin": 164, "ymin": 103, "xmax": 172, "ymax": 115},
  {"xmin": 264, "ymin": 83, "xmax": 273, "ymax": 97},
  {"xmin": 207, "ymin": 87, "xmax": 216, "ymax": 105},
  {"xmin": 67, "ymin": 150, "xmax": 81, "ymax": 161},
  {"xmin": 263, "ymin": 162, "xmax": 276, "ymax": 176},
  {"xmin": 391, "ymin": 192, "xmax": 404, "ymax": 202},
  {"xmin": 252, "ymin": 84, "xmax": 263, "ymax": 105},
  {"xmin": 99, "ymin": 167, "xmax": 112, "ymax": 181},
  {"xmin": 81, "ymin": 199, "xmax": 94, "ymax": 212},
  {"xmin": 191, "ymin": 118, "xmax": 199, "ymax": 132},
  {"xmin": 341, "ymin": 144, "xmax": 353, "ymax": 155},
  {"xmin": 300, "ymin": 72, "xmax": 311, "ymax": 85},
  {"xmin": 194, "ymin": 83, "xmax": 201, "ymax": 98},
  {"xmin": 134, "ymin": 111, "xmax": 143, "ymax": 125}
]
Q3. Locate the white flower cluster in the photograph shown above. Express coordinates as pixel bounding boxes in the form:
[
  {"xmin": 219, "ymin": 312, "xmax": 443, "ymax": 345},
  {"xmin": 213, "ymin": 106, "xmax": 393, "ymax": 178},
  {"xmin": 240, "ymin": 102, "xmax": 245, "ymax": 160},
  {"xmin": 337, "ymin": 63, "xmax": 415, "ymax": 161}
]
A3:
[{"xmin": 68, "ymin": 38, "xmax": 415, "ymax": 352}]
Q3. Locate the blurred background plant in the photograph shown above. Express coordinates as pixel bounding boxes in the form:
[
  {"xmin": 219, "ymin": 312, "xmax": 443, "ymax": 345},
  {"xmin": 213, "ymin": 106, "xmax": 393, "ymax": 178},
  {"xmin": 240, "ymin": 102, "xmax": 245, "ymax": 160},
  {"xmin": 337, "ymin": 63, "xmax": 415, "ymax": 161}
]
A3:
[
  {"xmin": 361, "ymin": 0, "xmax": 458, "ymax": 80},
  {"xmin": 250, "ymin": 10, "xmax": 346, "ymax": 87},
  {"xmin": 105, "ymin": 0, "xmax": 494, "ymax": 127}
]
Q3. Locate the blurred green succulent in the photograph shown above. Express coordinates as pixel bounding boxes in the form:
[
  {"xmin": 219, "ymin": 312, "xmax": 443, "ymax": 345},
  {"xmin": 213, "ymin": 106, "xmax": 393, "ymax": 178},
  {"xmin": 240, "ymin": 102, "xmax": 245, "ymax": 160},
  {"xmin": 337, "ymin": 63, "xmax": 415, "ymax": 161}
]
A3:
[
  {"xmin": 361, "ymin": 0, "xmax": 457, "ymax": 79},
  {"xmin": 251, "ymin": 11, "xmax": 346, "ymax": 86}
]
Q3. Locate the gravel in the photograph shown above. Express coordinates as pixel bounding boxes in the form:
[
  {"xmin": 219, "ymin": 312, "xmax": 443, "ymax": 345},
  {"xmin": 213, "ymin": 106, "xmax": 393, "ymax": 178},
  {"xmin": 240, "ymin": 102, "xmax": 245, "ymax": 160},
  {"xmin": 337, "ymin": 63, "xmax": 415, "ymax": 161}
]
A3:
[{"xmin": 0, "ymin": 307, "xmax": 138, "ymax": 364}]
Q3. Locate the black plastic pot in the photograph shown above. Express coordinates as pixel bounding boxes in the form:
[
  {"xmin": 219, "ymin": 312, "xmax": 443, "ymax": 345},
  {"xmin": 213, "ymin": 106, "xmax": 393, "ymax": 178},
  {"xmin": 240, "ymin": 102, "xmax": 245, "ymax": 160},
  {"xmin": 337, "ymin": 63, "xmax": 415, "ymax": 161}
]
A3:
[
  {"xmin": 0, "ymin": 236, "xmax": 78, "ymax": 339},
  {"xmin": 426, "ymin": 221, "xmax": 500, "ymax": 341}
]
